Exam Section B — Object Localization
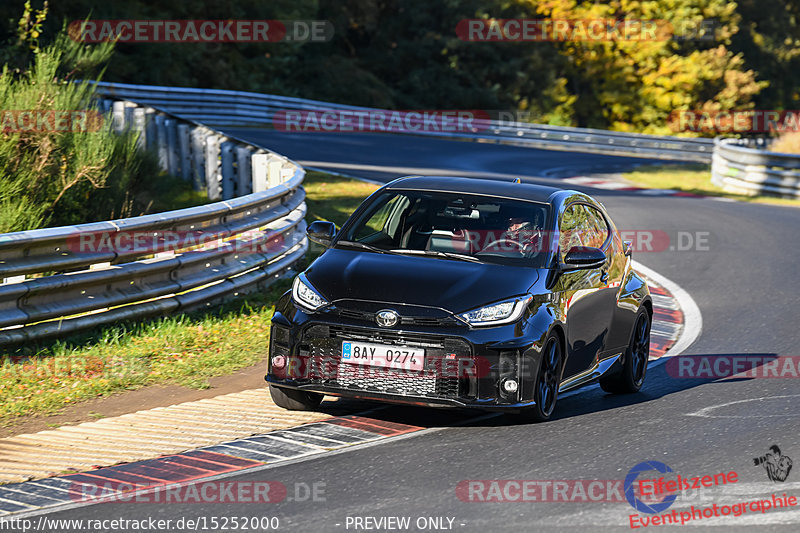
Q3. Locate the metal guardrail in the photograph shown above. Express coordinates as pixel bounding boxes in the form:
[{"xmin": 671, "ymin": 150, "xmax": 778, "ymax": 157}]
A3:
[
  {"xmin": 92, "ymin": 81, "xmax": 715, "ymax": 163},
  {"xmin": 711, "ymin": 138, "xmax": 800, "ymax": 198},
  {"xmin": 0, "ymin": 98, "xmax": 308, "ymax": 348},
  {"xmin": 99, "ymin": 99, "xmax": 301, "ymax": 201}
]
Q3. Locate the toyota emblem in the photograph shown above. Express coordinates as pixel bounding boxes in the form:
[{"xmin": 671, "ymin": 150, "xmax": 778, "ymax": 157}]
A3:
[{"xmin": 376, "ymin": 309, "xmax": 399, "ymax": 328}]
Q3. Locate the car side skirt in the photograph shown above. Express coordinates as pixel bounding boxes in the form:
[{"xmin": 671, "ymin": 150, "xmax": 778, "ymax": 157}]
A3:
[{"xmin": 558, "ymin": 352, "xmax": 623, "ymax": 393}]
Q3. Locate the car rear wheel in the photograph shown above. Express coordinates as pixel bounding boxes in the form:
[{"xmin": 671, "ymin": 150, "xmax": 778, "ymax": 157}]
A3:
[
  {"xmin": 600, "ymin": 308, "xmax": 650, "ymax": 394},
  {"xmin": 269, "ymin": 384, "xmax": 323, "ymax": 411},
  {"xmin": 518, "ymin": 333, "xmax": 562, "ymax": 422}
]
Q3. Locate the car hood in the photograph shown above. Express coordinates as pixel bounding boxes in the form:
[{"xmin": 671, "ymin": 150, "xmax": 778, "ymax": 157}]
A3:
[{"xmin": 304, "ymin": 248, "xmax": 542, "ymax": 314}]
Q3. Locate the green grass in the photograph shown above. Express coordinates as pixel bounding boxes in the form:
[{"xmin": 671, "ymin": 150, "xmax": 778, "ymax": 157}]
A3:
[
  {"xmin": 623, "ymin": 164, "xmax": 800, "ymax": 207},
  {"xmin": 304, "ymin": 171, "xmax": 380, "ymax": 223},
  {"xmin": 0, "ymin": 171, "xmax": 380, "ymax": 425}
]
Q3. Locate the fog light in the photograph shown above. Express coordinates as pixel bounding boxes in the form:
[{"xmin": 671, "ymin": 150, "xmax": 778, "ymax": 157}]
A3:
[
  {"xmin": 272, "ymin": 355, "xmax": 286, "ymax": 369},
  {"xmin": 501, "ymin": 378, "xmax": 518, "ymax": 394}
]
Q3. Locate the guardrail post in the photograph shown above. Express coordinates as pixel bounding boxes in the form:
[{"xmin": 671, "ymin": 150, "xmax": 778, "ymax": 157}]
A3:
[
  {"xmin": 144, "ymin": 108, "xmax": 158, "ymax": 152},
  {"xmin": 268, "ymin": 155, "xmax": 283, "ymax": 189},
  {"xmin": 251, "ymin": 152, "xmax": 269, "ymax": 193},
  {"xmin": 98, "ymin": 98, "xmax": 113, "ymax": 115},
  {"xmin": 190, "ymin": 126, "xmax": 207, "ymax": 191},
  {"xmin": 280, "ymin": 160, "xmax": 297, "ymax": 184},
  {"xmin": 205, "ymin": 134, "xmax": 222, "ymax": 200},
  {"xmin": 131, "ymin": 107, "xmax": 146, "ymax": 150},
  {"xmin": 154, "ymin": 114, "xmax": 169, "ymax": 171},
  {"xmin": 220, "ymin": 141, "xmax": 235, "ymax": 200},
  {"xmin": 112, "ymin": 101, "xmax": 126, "ymax": 133},
  {"xmin": 123, "ymin": 103, "xmax": 136, "ymax": 131},
  {"xmin": 177, "ymin": 123, "xmax": 192, "ymax": 182},
  {"xmin": 235, "ymin": 146, "xmax": 253, "ymax": 196},
  {"xmin": 165, "ymin": 118, "xmax": 179, "ymax": 176}
]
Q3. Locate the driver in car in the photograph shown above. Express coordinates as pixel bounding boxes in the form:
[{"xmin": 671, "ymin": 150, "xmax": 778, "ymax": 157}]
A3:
[{"xmin": 505, "ymin": 215, "xmax": 541, "ymax": 255}]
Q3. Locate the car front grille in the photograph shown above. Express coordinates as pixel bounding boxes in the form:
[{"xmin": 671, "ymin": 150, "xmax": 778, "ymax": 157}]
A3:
[
  {"xmin": 334, "ymin": 363, "xmax": 438, "ymax": 396},
  {"xmin": 297, "ymin": 325, "xmax": 473, "ymax": 399},
  {"xmin": 335, "ymin": 309, "xmax": 459, "ymax": 327}
]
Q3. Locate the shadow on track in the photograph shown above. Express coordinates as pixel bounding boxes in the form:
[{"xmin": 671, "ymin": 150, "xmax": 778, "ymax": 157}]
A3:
[{"xmin": 310, "ymin": 353, "xmax": 779, "ymax": 429}]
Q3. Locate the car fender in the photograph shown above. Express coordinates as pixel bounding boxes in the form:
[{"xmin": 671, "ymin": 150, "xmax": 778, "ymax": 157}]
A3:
[
  {"xmin": 518, "ymin": 302, "xmax": 565, "ymax": 404},
  {"xmin": 620, "ymin": 266, "xmax": 652, "ymax": 310}
]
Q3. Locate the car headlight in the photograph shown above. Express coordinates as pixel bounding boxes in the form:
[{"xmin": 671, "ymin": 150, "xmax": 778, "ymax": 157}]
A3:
[
  {"xmin": 292, "ymin": 274, "xmax": 328, "ymax": 311},
  {"xmin": 459, "ymin": 296, "xmax": 532, "ymax": 326}
]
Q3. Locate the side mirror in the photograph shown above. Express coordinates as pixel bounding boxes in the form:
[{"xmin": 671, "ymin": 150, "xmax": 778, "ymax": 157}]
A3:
[
  {"xmin": 563, "ymin": 246, "xmax": 606, "ymax": 270},
  {"xmin": 307, "ymin": 220, "xmax": 337, "ymax": 247}
]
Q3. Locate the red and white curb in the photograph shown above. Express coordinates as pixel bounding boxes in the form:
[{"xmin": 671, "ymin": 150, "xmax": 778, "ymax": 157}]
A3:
[
  {"xmin": 0, "ymin": 416, "xmax": 423, "ymax": 516},
  {"xmin": 563, "ymin": 175, "xmax": 737, "ymax": 202},
  {"xmin": 633, "ymin": 260, "xmax": 702, "ymax": 364}
]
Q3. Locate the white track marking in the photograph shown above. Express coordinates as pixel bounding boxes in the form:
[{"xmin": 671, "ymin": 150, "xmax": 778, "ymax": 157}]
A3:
[{"xmin": 688, "ymin": 394, "xmax": 800, "ymax": 418}]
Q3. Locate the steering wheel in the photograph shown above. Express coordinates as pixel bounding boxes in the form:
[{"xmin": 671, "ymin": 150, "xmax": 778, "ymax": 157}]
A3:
[
  {"xmin": 482, "ymin": 227, "xmax": 543, "ymax": 257},
  {"xmin": 481, "ymin": 238, "xmax": 526, "ymax": 254}
]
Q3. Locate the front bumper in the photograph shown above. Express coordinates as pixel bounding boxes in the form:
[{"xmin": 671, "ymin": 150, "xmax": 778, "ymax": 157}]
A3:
[
  {"xmin": 267, "ymin": 376, "xmax": 539, "ymax": 410},
  {"xmin": 265, "ymin": 297, "xmax": 555, "ymax": 411}
]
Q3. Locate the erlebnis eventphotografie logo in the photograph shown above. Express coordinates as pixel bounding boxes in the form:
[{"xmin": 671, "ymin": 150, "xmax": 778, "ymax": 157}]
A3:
[{"xmin": 753, "ymin": 445, "xmax": 793, "ymax": 482}]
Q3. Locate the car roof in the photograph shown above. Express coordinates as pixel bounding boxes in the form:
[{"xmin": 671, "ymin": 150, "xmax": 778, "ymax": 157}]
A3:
[{"xmin": 384, "ymin": 175, "xmax": 578, "ymax": 205}]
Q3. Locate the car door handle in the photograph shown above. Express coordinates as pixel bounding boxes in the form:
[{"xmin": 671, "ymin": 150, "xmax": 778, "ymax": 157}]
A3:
[{"xmin": 600, "ymin": 271, "xmax": 609, "ymax": 283}]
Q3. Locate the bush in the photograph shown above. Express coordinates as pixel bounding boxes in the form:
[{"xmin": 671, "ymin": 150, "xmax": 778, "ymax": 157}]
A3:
[
  {"xmin": 0, "ymin": 4, "xmax": 204, "ymax": 234},
  {"xmin": 768, "ymin": 132, "xmax": 800, "ymax": 154}
]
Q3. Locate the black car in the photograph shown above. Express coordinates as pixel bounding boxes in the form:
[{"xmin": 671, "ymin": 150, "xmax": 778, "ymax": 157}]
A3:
[{"xmin": 266, "ymin": 176, "xmax": 651, "ymax": 421}]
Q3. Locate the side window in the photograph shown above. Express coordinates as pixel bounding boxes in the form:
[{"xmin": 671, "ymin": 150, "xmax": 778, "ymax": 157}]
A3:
[
  {"xmin": 582, "ymin": 205, "xmax": 610, "ymax": 249},
  {"xmin": 353, "ymin": 195, "xmax": 409, "ymax": 242},
  {"xmin": 558, "ymin": 204, "xmax": 585, "ymax": 261},
  {"xmin": 559, "ymin": 204, "xmax": 610, "ymax": 261}
]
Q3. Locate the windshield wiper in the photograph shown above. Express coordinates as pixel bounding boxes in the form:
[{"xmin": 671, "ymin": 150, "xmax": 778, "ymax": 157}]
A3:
[
  {"xmin": 388, "ymin": 249, "xmax": 481, "ymax": 263},
  {"xmin": 336, "ymin": 240, "xmax": 392, "ymax": 254}
]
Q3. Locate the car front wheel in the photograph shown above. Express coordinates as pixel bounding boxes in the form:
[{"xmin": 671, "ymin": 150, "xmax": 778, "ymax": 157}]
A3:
[
  {"xmin": 517, "ymin": 333, "xmax": 562, "ymax": 422},
  {"xmin": 269, "ymin": 384, "xmax": 323, "ymax": 411}
]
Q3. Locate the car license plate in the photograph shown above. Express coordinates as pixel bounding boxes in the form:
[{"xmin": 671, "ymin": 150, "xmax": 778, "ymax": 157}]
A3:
[{"xmin": 341, "ymin": 341, "xmax": 424, "ymax": 371}]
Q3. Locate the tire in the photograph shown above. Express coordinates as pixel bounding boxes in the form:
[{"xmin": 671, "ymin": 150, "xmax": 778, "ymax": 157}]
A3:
[
  {"xmin": 517, "ymin": 333, "xmax": 563, "ymax": 422},
  {"xmin": 269, "ymin": 384, "xmax": 323, "ymax": 411},
  {"xmin": 600, "ymin": 308, "xmax": 650, "ymax": 394}
]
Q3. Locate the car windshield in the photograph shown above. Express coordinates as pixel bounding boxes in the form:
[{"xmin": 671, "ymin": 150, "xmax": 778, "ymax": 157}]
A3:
[{"xmin": 337, "ymin": 190, "xmax": 551, "ymax": 267}]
